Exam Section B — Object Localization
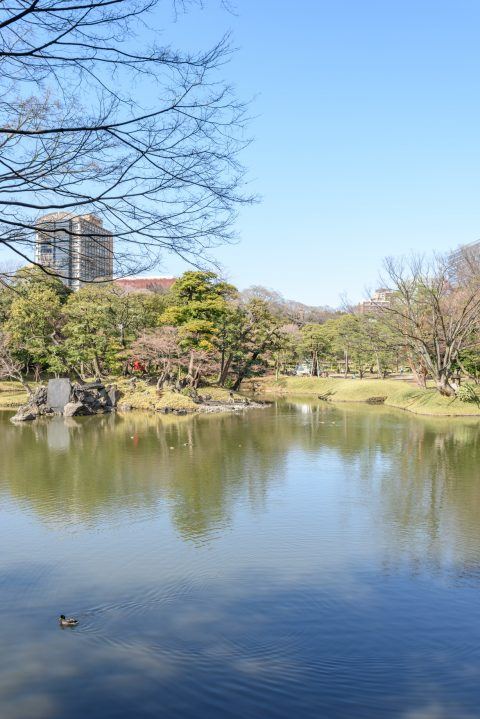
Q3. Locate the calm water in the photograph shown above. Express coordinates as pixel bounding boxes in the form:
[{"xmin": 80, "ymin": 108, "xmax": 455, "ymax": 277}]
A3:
[{"xmin": 1, "ymin": 400, "xmax": 480, "ymax": 719}]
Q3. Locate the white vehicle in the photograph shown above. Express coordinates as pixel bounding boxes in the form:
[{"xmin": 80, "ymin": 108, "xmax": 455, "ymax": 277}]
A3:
[{"xmin": 295, "ymin": 363, "xmax": 311, "ymax": 376}]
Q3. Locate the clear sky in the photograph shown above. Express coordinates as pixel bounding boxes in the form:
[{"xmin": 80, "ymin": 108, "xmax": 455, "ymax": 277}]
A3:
[
  {"xmin": 6, "ymin": 1, "xmax": 480, "ymax": 306},
  {"xmin": 160, "ymin": 0, "xmax": 480, "ymax": 306}
]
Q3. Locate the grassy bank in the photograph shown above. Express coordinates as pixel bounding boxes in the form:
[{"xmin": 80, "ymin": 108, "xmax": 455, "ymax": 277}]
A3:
[
  {"xmin": 3, "ymin": 375, "xmax": 480, "ymax": 417},
  {"xmin": 0, "ymin": 381, "xmax": 30, "ymax": 409},
  {"xmin": 249, "ymin": 376, "xmax": 480, "ymax": 417},
  {"xmin": 115, "ymin": 379, "xmax": 248, "ymax": 413}
]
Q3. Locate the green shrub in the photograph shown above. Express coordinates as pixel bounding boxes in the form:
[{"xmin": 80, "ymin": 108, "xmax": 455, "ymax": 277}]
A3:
[{"xmin": 456, "ymin": 383, "xmax": 480, "ymax": 404}]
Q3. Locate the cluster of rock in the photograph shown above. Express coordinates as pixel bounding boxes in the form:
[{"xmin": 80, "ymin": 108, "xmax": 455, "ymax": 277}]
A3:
[
  {"xmin": 198, "ymin": 400, "xmax": 265, "ymax": 414},
  {"xmin": 195, "ymin": 395, "xmax": 267, "ymax": 414},
  {"xmin": 365, "ymin": 396, "xmax": 387, "ymax": 405},
  {"xmin": 11, "ymin": 378, "xmax": 120, "ymax": 422}
]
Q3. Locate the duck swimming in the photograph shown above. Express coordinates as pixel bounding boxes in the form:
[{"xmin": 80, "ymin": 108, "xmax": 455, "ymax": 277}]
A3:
[{"xmin": 59, "ymin": 614, "xmax": 78, "ymax": 627}]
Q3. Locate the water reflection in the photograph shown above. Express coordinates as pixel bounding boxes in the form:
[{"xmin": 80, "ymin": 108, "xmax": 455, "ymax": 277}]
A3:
[
  {"xmin": 0, "ymin": 409, "xmax": 289, "ymax": 539},
  {"xmin": 2, "ymin": 404, "xmax": 480, "ymax": 718},
  {"xmin": 2, "ymin": 403, "xmax": 480, "ymax": 561}
]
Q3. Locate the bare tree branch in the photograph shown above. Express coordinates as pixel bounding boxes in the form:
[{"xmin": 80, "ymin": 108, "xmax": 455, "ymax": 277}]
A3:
[
  {"xmin": 375, "ymin": 251, "xmax": 480, "ymax": 396},
  {"xmin": 0, "ymin": 0, "xmax": 253, "ymax": 282}
]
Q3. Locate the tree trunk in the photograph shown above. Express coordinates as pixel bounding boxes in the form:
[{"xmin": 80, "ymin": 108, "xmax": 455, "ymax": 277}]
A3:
[
  {"xmin": 218, "ymin": 347, "xmax": 225, "ymax": 384},
  {"xmin": 71, "ymin": 366, "xmax": 86, "ymax": 383},
  {"xmin": 17, "ymin": 374, "xmax": 34, "ymax": 398},
  {"xmin": 232, "ymin": 351, "xmax": 260, "ymax": 391},
  {"xmin": 409, "ymin": 357, "xmax": 427, "ymax": 388},
  {"xmin": 188, "ymin": 351, "xmax": 195, "ymax": 378},
  {"xmin": 93, "ymin": 354, "xmax": 102, "ymax": 378},
  {"xmin": 219, "ymin": 353, "xmax": 233, "ymax": 386},
  {"xmin": 33, "ymin": 364, "xmax": 41, "ymax": 383},
  {"xmin": 436, "ymin": 373, "xmax": 456, "ymax": 397},
  {"xmin": 457, "ymin": 359, "xmax": 480, "ymax": 385},
  {"xmin": 119, "ymin": 324, "xmax": 126, "ymax": 349}
]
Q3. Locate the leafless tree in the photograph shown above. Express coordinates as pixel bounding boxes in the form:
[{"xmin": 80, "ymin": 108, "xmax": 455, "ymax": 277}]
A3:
[
  {"xmin": 376, "ymin": 252, "xmax": 480, "ymax": 396},
  {"xmin": 131, "ymin": 327, "xmax": 218, "ymax": 388},
  {"xmin": 186, "ymin": 348, "xmax": 219, "ymax": 388},
  {"xmin": 241, "ymin": 285, "xmax": 339, "ymax": 325},
  {"xmin": 0, "ymin": 0, "xmax": 251, "ymax": 283},
  {"xmin": 130, "ymin": 326, "xmax": 181, "ymax": 388}
]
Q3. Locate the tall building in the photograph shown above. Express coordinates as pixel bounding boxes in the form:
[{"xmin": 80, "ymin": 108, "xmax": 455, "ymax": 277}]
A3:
[
  {"xmin": 35, "ymin": 212, "xmax": 114, "ymax": 291},
  {"xmin": 450, "ymin": 239, "xmax": 480, "ymax": 281}
]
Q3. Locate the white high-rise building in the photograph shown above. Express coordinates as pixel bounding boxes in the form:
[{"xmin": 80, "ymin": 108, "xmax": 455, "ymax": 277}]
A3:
[{"xmin": 35, "ymin": 212, "xmax": 114, "ymax": 291}]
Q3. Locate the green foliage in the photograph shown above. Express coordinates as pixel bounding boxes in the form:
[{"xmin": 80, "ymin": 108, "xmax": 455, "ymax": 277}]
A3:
[
  {"xmin": 169, "ymin": 271, "xmax": 237, "ymax": 305},
  {"xmin": 14, "ymin": 266, "xmax": 71, "ymax": 303},
  {"xmin": 320, "ymin": 315, "xmax": 371, "ymax": 376},
  {"xmin": 304, "ymin": 313, "xmax": 398, "ymax": 378},
  {"xmin": 0, "ymin": 270, "xmax": 405, "ymax": 389},
  {"xmin": 457, "ymin": 348, "xmax": 480, "ymax": 381},
  {"xmin": 299, "ymin": 323, "xmax": 332, "ymax": 373},
  {"xmin": 4, "ymin": 279, "xmax": 65, "ymax": 372},
  {"xmin": 162, "ymin": 271, "xmax": 238, "ymax": 353},
  {"xmin": 230, "ymin": 299, "xmax": 285, "ymax": 389},
  {"xmin": 0, "ymin": 287, "xmax": 14, "ymax": 325},
  {"xmin": 63, "ymin": 286, "xmax": 125, "ymax": 375},
  {"xmin": 456, "ymin": 383, "xmax": 479, "ymax": 404}
]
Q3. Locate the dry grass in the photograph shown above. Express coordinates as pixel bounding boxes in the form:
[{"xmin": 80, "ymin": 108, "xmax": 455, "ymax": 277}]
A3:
[
  {"xmin": 250, "ymin": 375, "xmax": 480, "ymax": 417},
  {"xmin": 0, "ymin": 381, "xmax": 30, "ymax": 409},
  {"xmin": 197, "ymin": 386, "xmax": 243, "ymax": 402},
  {"xmin": 114, "ymin": 378, "xmax": 196, "ymax": 412},
  {"xmin": 114, "ymin": 378, "xmax": 244, "ymax": 413}
]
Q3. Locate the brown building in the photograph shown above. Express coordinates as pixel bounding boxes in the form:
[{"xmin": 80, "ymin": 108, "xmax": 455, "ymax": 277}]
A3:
[{"xmin": 358, "ymin": 288, "xmax": 394, "ymax": 314}]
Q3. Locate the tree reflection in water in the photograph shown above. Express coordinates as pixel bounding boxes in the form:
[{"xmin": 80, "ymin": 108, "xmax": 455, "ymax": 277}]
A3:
[
  {"xmin": 1, "ymin": 403, "xmax": 480, "ymax": 566},
  {"xmin": 2, "ymin": 404, "xmax": 480, "ymax": 719}
]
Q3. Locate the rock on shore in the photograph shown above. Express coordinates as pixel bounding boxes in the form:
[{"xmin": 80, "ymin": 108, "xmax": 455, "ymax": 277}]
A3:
[
  {"xmin": 197, "ymin": 399, "xmax": 266, "ymax": 413},
  {"xmin": 11, "ymin": 379, "xmax": 119, "ymax": 422}
]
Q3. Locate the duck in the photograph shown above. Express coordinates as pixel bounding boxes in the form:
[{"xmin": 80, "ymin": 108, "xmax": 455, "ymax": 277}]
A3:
[{"xmin": 59, "ymin": 614, "xmax": 78, "ymax": 627}]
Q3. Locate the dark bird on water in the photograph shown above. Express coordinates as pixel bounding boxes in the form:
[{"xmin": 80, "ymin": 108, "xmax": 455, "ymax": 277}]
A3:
[{"xmin": 59, "ymin": 614, "xmax": 78, "ymax": 627}]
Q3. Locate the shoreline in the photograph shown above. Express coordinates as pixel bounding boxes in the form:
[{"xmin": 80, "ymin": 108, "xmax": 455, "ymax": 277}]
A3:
[
  {"xmin": 5, "ymin": 375, "xmax": 480, "ymax": 419},
  {"xmin": 113, "ymin": 379, "xmax": 267, "ymax": 415},
  {"xmin": 0, "ymin": 379, "xmax": 268, "ymax": 417},
  {"xmin": 246, "ymin": 376, "xmax": 480, "ymax": 418}
]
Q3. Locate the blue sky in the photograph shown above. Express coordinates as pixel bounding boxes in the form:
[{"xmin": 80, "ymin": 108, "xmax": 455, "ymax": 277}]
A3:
[
  {"xmin": 5, "ymin": 1, "xmax": 480, "ymax": 306},
  {"xmin": 159, "ymin": 0, "xmax": 480, "ymax": 305}
]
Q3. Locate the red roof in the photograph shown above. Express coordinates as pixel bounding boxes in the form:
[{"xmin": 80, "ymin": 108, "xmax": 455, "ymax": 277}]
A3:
[{"xmin": 114, "ymin": 277, "xmax": 175, "ymax": 293}]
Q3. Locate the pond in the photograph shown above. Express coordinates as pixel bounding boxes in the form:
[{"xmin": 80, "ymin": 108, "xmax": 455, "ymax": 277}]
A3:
[{"xmin": 1, "ymin": 400, "xmax": 480, "ymax": 719}]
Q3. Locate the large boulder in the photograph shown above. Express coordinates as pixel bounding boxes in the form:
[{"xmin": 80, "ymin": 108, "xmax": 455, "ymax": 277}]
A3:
[
  {"xmin": 10, "ymin": 404, "xmax": 40, "ymax": 422},
  {"xmin": 107, "ymin": 386, "xmax": 121, "ymax": 408},
  {"xmin": 71, "ymin": 382, "xmax": 117, "ymax": 412},
  {"xmin": 63, "ymin": 401, "xmax": 95, "ymax": 417},
  {"xmin": 33, "ymin": 385, "xmax": 48, "ymax": 409},
  {"xmin": 11, "ymin": 379, "xmax": 121, "ymax": 424},
  {"xmin": 10, "ymin": 385, "xmax": 50, "ymax": 422}
]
